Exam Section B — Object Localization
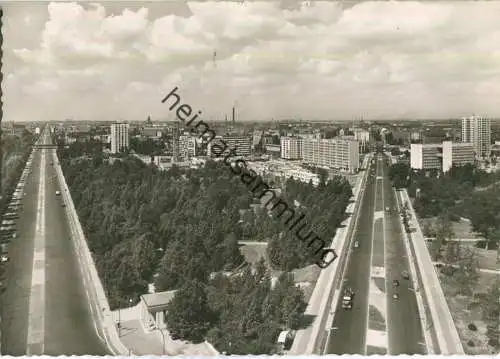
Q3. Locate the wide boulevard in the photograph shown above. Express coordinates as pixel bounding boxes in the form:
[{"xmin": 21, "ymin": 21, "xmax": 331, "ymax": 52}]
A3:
[
  {"xmin": 0, "ymin": 127, "xmax": 108, "ymax": 355},
  {"xmin": 326, "ymin": 153, "xmax": 426, "ymax": 355}
]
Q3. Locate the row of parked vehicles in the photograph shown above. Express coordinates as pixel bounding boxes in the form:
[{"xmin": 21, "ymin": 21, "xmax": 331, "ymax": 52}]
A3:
[{"xmin": 0, "ymin": 153, "xmax": 34, "ymax": 292}]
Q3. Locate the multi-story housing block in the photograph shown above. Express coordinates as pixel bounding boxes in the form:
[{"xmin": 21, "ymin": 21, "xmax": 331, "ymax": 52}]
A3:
[
  {"xmin": 110, "ymin": 123, "xmax": 129, "ymax": 154},
  {"xmin": 461, "ymin": 115, "xmax": 491, "ymax": 158},
  {"xmin": 280, "ymin": 136, "xmax": 303, "ymax": 160},
  {"xmin": 302, "ymin": 138, "xmax": 359, "ymax": 173}
]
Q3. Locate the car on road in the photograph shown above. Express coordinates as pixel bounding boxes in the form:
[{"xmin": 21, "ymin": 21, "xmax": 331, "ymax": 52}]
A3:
[
  {"xmin": 0, "ymin": 254, "xmax": 9, "ymax": 263},
  {"xmin": 342, "ymin": 288, "xmax": 355, "ymax": 309},
  {"xmin": 56, "ymin": 190, "xmax": 61, "ymax": 196},
  {"xmin": 392, "ymin": 279, "xmax": 400, "ymax": 287},
  {"xmin": 354, "ymin": 241, "xmax": 359, "ymax": 248},
  {"xmin": 392, "ymin": 293, "xmax": 399, "ymax": 299},
  {"xmin": 402, "ymin": 271, "xmax": 410, "ymax": 280}
]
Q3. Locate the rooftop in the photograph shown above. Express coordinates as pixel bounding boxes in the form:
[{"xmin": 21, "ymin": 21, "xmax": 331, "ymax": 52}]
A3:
[{"xmin": 140, "ymin": 290, "xmax": 177, "ymax": 313}]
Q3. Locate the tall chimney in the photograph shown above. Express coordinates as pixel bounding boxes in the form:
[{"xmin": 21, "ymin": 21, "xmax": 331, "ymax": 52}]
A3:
[{"xmin": 232, "ymin": 105, "xmax": 236, "ymax": 124}]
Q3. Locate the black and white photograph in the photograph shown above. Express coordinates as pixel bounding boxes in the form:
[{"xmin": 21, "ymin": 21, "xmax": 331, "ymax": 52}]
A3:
[{"xmin": 0, "ymin": 0, "xmax": 499, "ymax": 356}]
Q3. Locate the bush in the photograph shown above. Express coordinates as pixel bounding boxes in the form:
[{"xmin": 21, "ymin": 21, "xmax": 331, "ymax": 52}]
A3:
[
  {"xmin": 467, "ymin": 340, "xmax": 475, "ymax": 347},
  {"xmin": 468, "ymin": 323, "xmax": 477, "ymax": 331},
  {"xmin": 487, "ymin": 339, "xmax": 499, "ymax": 348},
  {"xmin": 440, "ymin": 266, "xmax": 456, "ymax": 276}
]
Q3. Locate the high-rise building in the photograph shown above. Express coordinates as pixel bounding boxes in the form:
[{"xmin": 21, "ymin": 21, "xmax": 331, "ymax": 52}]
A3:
[
  {"xmin": 461, "ymin": 116, "xmax": 491, "ymax": 158},
  {"xmin": 110, "ymin": 123, "xmax": 129, "ymax": 154},
  {"xmin": 302, "ymin": 138, "xmax": 359, "ymax": 173},
  {"xmin": 411, "ymin": 141, "xmax": 474, "ymax": 172},
  {"xmin": 280, "ymin": 136, "xmax": 303, "ymax": 160},
  {"xmin": 352, "ymin": 128, "xmax": 370, "ymax": 151},
  {"xmin": 171, "ymin": 124, "xmax": 180, "ymax": 162},
  {"xmin": 179, "ymin": 133, "xmax": 197, "ymax": 160}
]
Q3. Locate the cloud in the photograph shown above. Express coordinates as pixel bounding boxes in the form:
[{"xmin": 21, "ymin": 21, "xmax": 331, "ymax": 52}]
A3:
[{"xmin": 4, "ymin": 1, "xmax": 500, "ymax": 123}]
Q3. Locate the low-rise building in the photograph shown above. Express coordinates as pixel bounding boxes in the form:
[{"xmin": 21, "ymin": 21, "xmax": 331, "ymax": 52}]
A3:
[{"xmin": 139, "ymin": 290, "xmax": 177, "ymax": 332}]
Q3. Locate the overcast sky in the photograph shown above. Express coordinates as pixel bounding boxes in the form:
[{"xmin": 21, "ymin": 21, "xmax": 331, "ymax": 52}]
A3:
[{"xmin": 3, "ymin": 1, "xmax": 500, "ymax": 123}]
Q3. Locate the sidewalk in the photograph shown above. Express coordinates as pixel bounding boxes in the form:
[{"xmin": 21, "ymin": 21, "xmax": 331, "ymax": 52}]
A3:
[
  {"xmin": 111, "ymin": 305, "xmax": 218, "ymax": 356},
  {"xmin": 290, "ymin": 154, "xmax": 372, "ymax": 355},
  {"xmin": 401, "ymin": 189, "xmax": 464, "ymax": 354},
  {"xmin": 432, "ymin": 261, "xmax": 500, "ymax": 275}
]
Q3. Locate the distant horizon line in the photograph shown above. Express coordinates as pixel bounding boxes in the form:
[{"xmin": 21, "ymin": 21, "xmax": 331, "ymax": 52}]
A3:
[{"xmin": 4, "ymin": 117, "xmax": 500, "ymax": 124}]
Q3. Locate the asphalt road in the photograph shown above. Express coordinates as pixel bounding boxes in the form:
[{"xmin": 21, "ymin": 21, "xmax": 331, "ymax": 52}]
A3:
[
  {"xmin": 327, "ymin": 154, "xmax": 425, "ymax": 354},
  {"xmin": 381, "ymin": 158, "xmax": 425, "ymax": 354},
  {"xmin": 326, "ymin": 156, "xmax": 378, "ymax": 354},
  {"xmin": 0, "ymin": 129, "xmax": 109, "ymax": 355}
]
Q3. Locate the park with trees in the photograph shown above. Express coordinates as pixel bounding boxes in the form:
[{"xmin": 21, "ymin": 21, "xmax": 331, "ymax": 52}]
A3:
[{"xmin": 57, "ymin": 141, "xmax": 353, "ymax": 352}]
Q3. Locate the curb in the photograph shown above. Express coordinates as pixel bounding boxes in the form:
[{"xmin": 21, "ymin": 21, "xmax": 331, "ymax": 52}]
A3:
[
  {"xmin": 394, "ymin": 189, "xmax": 434, "ymax": 354},
  {"xmin": 289, "ymin": 154, "xmax": 372, "ymax": 354},
  {"xmin": 400, "ymin": 189, "xmax": 464, "ymax": 354}
]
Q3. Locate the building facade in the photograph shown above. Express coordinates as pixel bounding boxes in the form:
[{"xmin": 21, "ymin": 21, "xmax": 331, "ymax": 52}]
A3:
[
  {"xmin": 302, "ymin": 138, "xmax": 359, "ymax": 173},
  {"xmin": 207, "ymin": 135, "xmax": 252, "ymax": 157},
  {"xmin": 179, "ymin": 133, "xmax": 197, "ymax": 160},
  {"xmin": 280, "ymin": 136, "xmax": 303, "ymax": 160},
  {"xmin": 223, "ymin": 135, "xmax": 252, "ymax": 156},
  {"xmin": 461, "ymin": 116, "xmax": 491, "ymax": 158},
  {"xmin": 411, "ymin": 141, "xmax": 475, "ymax": 172},
  {"xmin": 352, "ymin": 128, "xmax": 370, "ymax": 151},
  {"xmin": 442, "ymin": 141, "xmax": 475, "ymax": 172},
  {"xmin": 410, "ymin": 143, "xmax": 441, "ymax": 170},
  {"xmin": 110, "ymin": 123, "xmax": 129, "ymax": 154}
]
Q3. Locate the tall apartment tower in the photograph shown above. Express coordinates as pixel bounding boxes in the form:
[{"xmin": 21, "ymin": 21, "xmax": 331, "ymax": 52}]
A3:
[
  {"xmin": 110, "ymin": 123, "xmax": 129, "ymax": 154},
  {"xmin": 461, "ymin": 116, "xmax": 491, "ymax": 158},
  {"xmin": 281, "ymin": 136, "xmax": 303, "ymax": 160},
  {"xmin": 172, "ymin": 123, "xmax": 180, "ymax": 162}
]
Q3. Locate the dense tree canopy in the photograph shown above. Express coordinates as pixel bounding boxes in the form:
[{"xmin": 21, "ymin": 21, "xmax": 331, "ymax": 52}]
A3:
[
  {"xmin": 58, "ymin": 142, "xmax": 353, "ymax": 313},
  {"xmin": 60, "ymin": 140, "xmax": 349, "ymax": 352},
  {"xmin": 388, "ymin": 162, "xmax": 500, "ymax": 249},
  {"xmin": 203, "ymin": 261, "xmax": 307, "ymax": 354}
]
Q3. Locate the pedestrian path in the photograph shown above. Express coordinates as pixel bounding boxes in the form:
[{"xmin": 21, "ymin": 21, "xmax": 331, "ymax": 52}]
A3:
[
  {"xmin": 111, "ymin": 305, "xmax": 217, "ymax": 356},
  {"xmin": 432, "ymin": 261, "xmax": 500, "ymax": 275}
]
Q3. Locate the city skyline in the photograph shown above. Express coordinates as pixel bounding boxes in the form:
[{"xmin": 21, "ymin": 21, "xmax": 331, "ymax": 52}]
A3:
[{"xmin": 3, "ymin": 1, "xmax": 500, "ymax": 123}]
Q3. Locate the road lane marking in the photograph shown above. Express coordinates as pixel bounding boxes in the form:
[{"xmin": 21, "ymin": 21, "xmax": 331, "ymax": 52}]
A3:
[
  {"xmin": 322, "ymin": 155, "xmax": 373, "ymax": 354},
  {"xmin": 366, "ymin": 329, "xmax": 388, "ymax": 348},
  {"xmin": 26, "ymin": 148, "xmax": 46, "ymax": 355},
  {"xmin": 381, "ymin": 166, "xmax": 391, "ymax": 354},
  {"xmin": 366, "ymin": 157, "xmax": 389, "ymax": 354},
  {"xmin": 364, "ymin": 160, "xmax": 380, "ymax": 355}
]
